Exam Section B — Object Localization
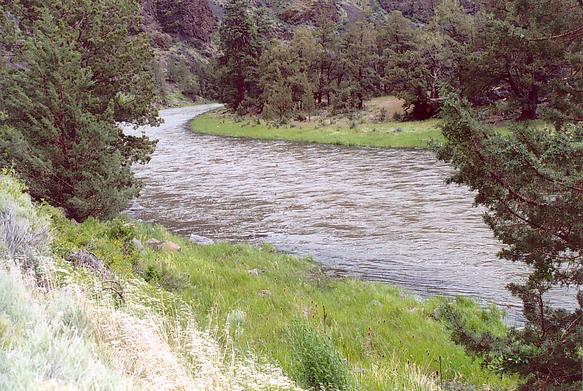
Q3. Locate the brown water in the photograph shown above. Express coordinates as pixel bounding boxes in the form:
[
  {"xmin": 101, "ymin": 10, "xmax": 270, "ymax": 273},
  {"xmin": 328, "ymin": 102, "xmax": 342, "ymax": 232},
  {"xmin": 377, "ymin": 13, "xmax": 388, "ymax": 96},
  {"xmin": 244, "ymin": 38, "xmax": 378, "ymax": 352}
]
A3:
[{"xmin": 125, "ymin": 105, "xmax": 571, "ymax": 321}]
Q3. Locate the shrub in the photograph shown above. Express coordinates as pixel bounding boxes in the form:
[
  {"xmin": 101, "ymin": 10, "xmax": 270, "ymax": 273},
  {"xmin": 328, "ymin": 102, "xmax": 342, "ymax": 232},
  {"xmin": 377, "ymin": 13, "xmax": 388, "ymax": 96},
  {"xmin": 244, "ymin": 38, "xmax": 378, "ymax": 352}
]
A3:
[
  {"xmin": 287, "ymin": 319, "xmax": 351, "ymax": 390},
  {"xmin": 377, "ymin": 107, "xmax": 388, "ymax": 122},
  {"xmin": 107, "ymin": 218, "xmax": 135, "ymax": 242},
  {"xmin": 0, "ymin": 174, "xmax": 50, "ymax": 267},
  {"xmin": 141, "ymin": 262, "xmax": 187, "ymax": 292},
  {"xmin": 0, "ymin": 267, "xmax": 132, "ymax": 390}
]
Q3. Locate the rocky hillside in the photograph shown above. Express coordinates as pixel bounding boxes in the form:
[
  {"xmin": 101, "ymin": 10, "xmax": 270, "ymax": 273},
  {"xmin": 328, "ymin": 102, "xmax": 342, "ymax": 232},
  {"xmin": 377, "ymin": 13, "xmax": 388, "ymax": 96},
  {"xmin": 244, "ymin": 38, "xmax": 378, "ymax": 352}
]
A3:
[{"xmin": 142, "ymin": 0, "xmax": 476, "ymax": 105}]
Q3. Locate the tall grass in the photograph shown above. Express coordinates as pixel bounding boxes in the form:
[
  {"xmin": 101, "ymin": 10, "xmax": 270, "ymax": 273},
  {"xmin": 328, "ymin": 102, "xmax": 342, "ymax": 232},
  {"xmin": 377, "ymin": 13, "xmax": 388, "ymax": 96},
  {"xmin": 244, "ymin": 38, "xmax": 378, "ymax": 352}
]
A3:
[
  {"xmin": 0, "ymin": 172, "xmax": 301, "ymax": 391},
  {"xmin": 89, "ymin": 279, "xmax": 301, "ymax": 391},
  {"xmin": 52, "ymin": 215, "xmax": 519, "ymax": 390},
  {"xmin": 0, "ymin": 266, "xmax": 135, "ymax": 390},
  {"xmin": 287, "ymin": 319, "xmax": 351, "ymax": 390},
  {"xmin": 0, "ymin": 173, "xmax": 133, "ymax": 389}
]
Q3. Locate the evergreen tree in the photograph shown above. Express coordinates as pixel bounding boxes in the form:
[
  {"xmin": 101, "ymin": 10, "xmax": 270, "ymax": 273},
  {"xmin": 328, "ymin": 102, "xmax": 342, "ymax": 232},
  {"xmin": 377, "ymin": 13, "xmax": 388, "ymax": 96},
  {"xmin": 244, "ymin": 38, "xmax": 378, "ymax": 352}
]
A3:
[
  {"xmin": 216, "ymin": 0, "xmax": 262, "ymax": 113},
  {"xmin": 437, "ymin": 95, "xmax": 583, "ymax": 390},
  {"xmin": 290, "ymin": 27, "xmax": 320, "ymax": 87},
  {"xmin": 300, "ymin": 74, "xmax": 316, "ymax": 120},
  {"xmin": 464, "ymin": 0, "xmax": 583, "ymax": 121},
  {"xmin": 0, "ymin": 0, "xmax": 158, "ymax": 221},
  {"xmin": 336, "ymin": 20, "xmax": 378, "ymax": 111},
  {"xmin": 314, "ymin": 12, "xmax": 339, "ymax": 106},
  {"xmin": 383, "ymin": 5, "xmax": 470, "ymax": 120},
  {"xmin": 263, "ymin": 75, "xmax": 294, "ymax": 124}
]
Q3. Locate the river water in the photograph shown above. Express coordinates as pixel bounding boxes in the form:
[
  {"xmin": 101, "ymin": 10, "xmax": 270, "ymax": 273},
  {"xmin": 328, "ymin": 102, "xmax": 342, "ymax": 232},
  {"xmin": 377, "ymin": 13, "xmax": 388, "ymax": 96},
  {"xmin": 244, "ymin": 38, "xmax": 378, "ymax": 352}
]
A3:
[{"xmin": 125, "ymin": 105, "xmax": 571, "ymax": 322}]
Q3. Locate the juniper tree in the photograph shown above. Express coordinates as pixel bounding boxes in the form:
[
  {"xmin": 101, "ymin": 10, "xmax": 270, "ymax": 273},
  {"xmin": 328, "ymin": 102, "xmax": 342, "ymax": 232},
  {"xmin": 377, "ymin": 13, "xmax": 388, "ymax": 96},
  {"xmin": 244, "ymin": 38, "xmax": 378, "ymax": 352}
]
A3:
[
  {"xmin": 216, "ymin": 0, "xmax": 262, "ymax": 113},
  {"xmin": 263, "ymin": 75, "xmax": 294, "ymax": 124},
  {"xmin": 464, "ymin": 0, "xmax": 583, "ymax": 121},
  {"xmin": 300, "ymin": 74, "xmax": 316, "ymax": 120},
  {"xmin": 437, "ymin": 94, "xmax": 583, "ymax": 389},
  {"xmin": 336, "ymin": 21, "xmax": 378, "ymax": 111},
  {"xmin": 314, "ymin": 12, "xmax": 339, "ymax": 106},
  {"xmin": 0, "ymin": 0, "xmax": 159, "ymax": 221},
  {"xmin": 383, "ymin": 3, "xmax": 471, "ymax": 120}
]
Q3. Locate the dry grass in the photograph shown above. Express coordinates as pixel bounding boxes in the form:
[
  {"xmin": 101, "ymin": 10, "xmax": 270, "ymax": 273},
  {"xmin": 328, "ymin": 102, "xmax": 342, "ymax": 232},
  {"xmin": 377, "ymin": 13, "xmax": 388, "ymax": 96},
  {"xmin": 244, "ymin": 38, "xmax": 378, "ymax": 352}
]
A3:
[
  {"xmin": 0, "ymin": 266, "xmax": 136, "ymax": 390},
  {"xmin": 0, "ymin": 172, "xmax": 302, "ymax": 391},
  {"xmin": 89, "ymin": 280, "xmax": 302, "ymax": 391}
]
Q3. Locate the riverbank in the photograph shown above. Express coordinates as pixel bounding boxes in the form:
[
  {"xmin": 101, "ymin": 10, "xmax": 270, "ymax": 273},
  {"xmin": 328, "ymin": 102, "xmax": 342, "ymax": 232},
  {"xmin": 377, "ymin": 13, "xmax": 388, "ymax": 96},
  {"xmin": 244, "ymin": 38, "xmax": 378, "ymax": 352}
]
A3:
[
  {"xmin": 51, "ymin": 214, "xmax": 517, "ymax": 389},
  {"xmin": 190, "ymin": 105, "xmax": 443, "ymax": 149},
  {"xmin": 1, "ymin": 171, "xmax": 519, "ymax": 389}
]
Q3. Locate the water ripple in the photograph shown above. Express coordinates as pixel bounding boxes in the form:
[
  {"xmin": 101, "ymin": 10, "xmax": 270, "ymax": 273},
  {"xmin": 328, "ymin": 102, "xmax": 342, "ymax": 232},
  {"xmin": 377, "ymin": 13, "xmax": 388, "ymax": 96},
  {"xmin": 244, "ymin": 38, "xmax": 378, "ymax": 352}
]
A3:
[{"xmin": 124, "ymin": 105, "xmax": 571, "ymax": 322}]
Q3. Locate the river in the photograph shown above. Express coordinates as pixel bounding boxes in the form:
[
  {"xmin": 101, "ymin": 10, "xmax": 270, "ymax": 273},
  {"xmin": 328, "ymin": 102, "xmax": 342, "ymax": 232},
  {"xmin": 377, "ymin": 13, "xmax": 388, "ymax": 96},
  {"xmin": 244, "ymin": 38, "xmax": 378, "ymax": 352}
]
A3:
[{"xmin": 125, "ymin": 105, "xmax": 571, "ymax": 322}]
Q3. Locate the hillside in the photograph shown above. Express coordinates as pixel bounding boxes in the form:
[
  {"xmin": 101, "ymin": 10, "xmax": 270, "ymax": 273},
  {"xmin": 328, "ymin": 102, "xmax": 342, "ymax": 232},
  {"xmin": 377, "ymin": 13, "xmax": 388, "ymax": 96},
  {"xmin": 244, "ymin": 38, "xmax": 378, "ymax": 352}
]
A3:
[
  {"xmin": 141, "ymin": 0, "xmax": 477, "ymax": 105},
  {"xmin": 0, "ymin": 172, "xmax": 517, "ymax": 390}
]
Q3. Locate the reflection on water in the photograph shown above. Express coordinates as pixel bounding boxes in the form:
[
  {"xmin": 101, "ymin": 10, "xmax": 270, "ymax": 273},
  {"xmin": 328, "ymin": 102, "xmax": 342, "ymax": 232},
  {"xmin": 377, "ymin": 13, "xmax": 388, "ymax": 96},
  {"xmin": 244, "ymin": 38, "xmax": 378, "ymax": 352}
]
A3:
[{"xmin": 125, "ymin": 105, "xmax": 571, "ymax": 322}]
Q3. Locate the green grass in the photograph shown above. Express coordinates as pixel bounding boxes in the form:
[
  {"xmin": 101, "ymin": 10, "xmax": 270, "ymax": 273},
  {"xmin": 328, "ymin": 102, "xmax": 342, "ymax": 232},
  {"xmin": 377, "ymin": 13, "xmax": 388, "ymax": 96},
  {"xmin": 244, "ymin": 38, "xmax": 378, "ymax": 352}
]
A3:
[
  {"xmin": 190, "ymin": 111, "xmax": 443, "ymax": 149},
  {"xmin": 52, "ymin": 215, "xmax": 519, "ymax": 390}
]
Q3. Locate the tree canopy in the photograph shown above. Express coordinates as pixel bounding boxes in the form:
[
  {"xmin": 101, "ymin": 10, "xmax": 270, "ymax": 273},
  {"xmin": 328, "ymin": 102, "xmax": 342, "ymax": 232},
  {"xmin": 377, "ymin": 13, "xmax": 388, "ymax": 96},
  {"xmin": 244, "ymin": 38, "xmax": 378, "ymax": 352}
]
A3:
[{"xmin": 0, "ymin": 0, "xmax": 159, "ymax": 221}]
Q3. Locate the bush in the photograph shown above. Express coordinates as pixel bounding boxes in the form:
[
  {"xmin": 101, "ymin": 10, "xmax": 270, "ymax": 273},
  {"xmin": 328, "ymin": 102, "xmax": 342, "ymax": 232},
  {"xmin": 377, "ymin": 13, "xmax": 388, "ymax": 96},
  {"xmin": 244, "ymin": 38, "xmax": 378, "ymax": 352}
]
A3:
[
  {"xmin": 0, "ymin": 267, "xmax": 131, "ymax": 390},
  {"xmin": 377, "ymin": 107, "xmax": 388, "ymax": 122},
  {"xmin": 107, "ymin": 219, "xmax": 135, "ymax": 243},
  {"xmin": 0, "ymin": 174, "xmax": 50, "ymax": 267},
  {"xmin": 392, "ymin": 112, "xmax": 404, "ymax": 121},
  {"xmin": 287, "ymin": 319, "xmax": 351, "ymax": 390}
]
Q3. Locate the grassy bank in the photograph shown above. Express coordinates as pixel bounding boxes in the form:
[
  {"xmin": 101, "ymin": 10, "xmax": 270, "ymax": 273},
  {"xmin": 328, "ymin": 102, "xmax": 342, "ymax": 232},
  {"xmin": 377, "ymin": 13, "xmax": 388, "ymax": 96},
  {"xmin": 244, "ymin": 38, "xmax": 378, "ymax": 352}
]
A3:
[
  {"xmin": 51, "ymin": 213, "xmax": 518, "ymax": 390},
  {"xmin": 191, "ymin": 110, "xmax": 442, "ymax": 149},
  {"xmin": 190, "ymin": 97, "xmax": 443, "ymax": 149},
  {"xmin": 0, "ymin": 174, "xmax": 299, "ymax": 390},
  {"xmin": 1, "ymin": 172, "xmax": 518, "ymax": 389}
]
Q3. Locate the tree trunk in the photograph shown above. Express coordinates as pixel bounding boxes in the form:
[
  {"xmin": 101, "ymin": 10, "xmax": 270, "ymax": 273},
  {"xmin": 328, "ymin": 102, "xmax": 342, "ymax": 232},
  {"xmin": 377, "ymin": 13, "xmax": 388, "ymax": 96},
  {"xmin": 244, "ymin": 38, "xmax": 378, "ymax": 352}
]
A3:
[{"xmin": 519, "ymin": 88, "xmax": 538, "ymax": 120}]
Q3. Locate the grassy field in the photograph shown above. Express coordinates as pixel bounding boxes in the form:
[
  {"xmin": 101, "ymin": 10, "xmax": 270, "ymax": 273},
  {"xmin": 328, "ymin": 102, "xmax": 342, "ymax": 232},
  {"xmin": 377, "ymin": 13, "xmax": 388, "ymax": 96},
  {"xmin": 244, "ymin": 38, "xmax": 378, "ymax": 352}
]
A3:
[
  {"xmin": 190, "ymin": 97, "xmax": 443, "ymax": 149},
  {"xmin": 52, "ymin": 214, "xmax": 519, "ymax": 390}
]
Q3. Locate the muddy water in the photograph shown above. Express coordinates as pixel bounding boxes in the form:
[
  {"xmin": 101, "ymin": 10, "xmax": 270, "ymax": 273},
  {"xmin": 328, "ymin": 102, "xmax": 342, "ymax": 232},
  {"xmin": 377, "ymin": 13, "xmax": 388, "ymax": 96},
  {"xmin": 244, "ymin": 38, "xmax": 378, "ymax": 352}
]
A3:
[{"xmin": 125, "ymin": 105, "xmax": 570, "ymax": 321}]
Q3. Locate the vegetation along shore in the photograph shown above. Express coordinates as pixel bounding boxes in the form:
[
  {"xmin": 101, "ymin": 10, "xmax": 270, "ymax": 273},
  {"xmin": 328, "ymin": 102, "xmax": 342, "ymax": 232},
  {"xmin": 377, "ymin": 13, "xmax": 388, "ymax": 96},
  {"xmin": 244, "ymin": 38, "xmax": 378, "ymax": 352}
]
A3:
[
  {"xmin": 191, "ymin": 97, "xmax": 443, "ymax": 149},
  {"xmin": 1, "ymin": 172, "xmax": 517, "ymax": 390}
]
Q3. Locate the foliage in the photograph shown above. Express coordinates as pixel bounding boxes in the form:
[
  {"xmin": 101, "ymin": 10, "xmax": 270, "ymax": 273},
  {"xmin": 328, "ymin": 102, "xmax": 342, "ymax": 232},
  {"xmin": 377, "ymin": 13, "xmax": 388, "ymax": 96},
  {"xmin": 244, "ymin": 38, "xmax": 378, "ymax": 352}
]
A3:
[
  {"xmin": 52, "ymin": 210, "xmax": 518, "ymax": 390},
  {"xmin": 287, "ymin": 320, "xmax": 351, "ymax": 390},
  {"xmin": 216, "ymin": 0, "xmax": 263, "ymax": 114},
  {"xmin": 167, "ymin": 58, "xmax": 201, "ymax": 100},
  {"xmin": 0, "ymin": 0, "xmax": 159, "ymax": 221},
  {"xmin": 0, "ymin": 172, "xmax": 50, "ymax": 268},
  {"xmin": 0, "ymin": 266, "xmax": 135, "ymax": 390},
  {"xmin": 334, "ymin": 21, "xmax": 379, "ymax": 112},
  {"xmin": 263, "ymin": 77, "xmax": 294, "ymax": 124},
  {"xmin": 437, "ymin": 93, "xmax": 583, "ymax": 389},
  {"xmin": 383, "ymin": 3, "xmax": 472, "ymax": 120},
  {"xmin": 463, "ymin": 0, "xmax": 583, "ymax": 121}
]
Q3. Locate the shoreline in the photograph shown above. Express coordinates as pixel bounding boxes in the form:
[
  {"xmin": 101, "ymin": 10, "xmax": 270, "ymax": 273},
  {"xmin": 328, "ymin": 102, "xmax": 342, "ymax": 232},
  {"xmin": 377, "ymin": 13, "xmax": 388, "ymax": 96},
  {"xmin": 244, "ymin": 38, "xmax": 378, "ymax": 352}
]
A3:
[
  {"xmin": 53, "ymin": 209, "xmax": 518, "ymax": 390},
  {"xmin": 189, "ymin": 110, "xmax": 443, "ymax": 150}
]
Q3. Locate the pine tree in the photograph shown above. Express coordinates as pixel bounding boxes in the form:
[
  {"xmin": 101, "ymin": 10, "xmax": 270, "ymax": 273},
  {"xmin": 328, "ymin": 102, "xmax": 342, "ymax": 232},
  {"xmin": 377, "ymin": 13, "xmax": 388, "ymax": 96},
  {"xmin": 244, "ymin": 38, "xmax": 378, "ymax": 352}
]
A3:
[
  {"xmin": 464, "ymin": 0, "xmax": 583, "ymax": 121},
  {"xmin": 0, "ymin": 0, "xmax": 158, "ymax": 221},
  {"xmin": 438, "ymin": 92, "xmax": 583, "ymax": 390},
  {"xmin": 217, "ymin": 0, "xmax": 262, "ymax": 113},
  {"xmin": 383, "ymin": 5, "xmax": 470, "ymax": 120},
  {"xmin": 300, "ymin": 74, "xmax": 316, "ymax": 120},
  {"xmin": 336, "ymin": 20, "xmax": 379, "ymax": 111},
  {"xmin": 314, "ymin": 11, "xmax": 339, "ymax": 106},
  {"xmin": 263, "ymin": 75, "xmax": 294, "ymax": 125}
]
